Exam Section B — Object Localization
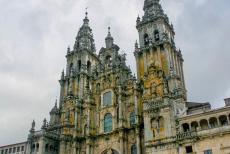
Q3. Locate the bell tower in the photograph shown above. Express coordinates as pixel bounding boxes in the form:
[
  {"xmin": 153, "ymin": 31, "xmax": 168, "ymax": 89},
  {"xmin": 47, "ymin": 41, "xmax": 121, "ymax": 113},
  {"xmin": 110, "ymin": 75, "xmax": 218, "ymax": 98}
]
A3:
[{"xmin": 134, "ymin": 0, "xmax": 187, "ymax": 152}]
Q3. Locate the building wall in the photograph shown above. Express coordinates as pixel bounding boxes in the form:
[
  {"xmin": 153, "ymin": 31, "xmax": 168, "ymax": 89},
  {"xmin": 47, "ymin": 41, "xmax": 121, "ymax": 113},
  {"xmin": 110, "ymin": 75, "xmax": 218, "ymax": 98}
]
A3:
[{"xmin": 0, "ymin": 142, "xmax": 27, "ymax": 154}]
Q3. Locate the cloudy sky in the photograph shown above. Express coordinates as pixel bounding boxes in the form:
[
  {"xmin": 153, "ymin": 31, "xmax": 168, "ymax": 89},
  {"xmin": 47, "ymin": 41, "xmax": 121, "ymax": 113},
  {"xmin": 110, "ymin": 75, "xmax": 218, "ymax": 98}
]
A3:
[{"xmin": 0, "ymin": 0, "xmax": 230, "ymax": 145}]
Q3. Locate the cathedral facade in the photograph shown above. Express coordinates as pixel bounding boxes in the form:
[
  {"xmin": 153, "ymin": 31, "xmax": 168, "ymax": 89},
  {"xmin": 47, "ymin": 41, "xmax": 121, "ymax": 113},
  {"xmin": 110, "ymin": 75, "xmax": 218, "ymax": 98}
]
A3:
[{"xmin": 25, "ymin": 0, "xmax": 230, "ymax": 154}]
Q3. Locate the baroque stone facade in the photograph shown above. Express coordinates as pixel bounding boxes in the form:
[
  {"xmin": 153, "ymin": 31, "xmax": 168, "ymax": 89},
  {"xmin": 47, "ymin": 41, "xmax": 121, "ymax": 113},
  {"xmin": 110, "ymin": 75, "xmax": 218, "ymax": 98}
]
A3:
[{"xmin": 24, "ymin": 0, "xmax": 230, "ymax": 154}]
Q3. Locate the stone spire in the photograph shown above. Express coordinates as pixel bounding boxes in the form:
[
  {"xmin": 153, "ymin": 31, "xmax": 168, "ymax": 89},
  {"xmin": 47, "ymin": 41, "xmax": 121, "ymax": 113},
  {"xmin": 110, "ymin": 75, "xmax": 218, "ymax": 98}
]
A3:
[
  {"xmin": 61, "ymin": 69, "xmax": 65, "ymax": 80},
  {"xmin": 142, "ymin": 0, "xmax": 169, "ymax": 24},
  {"xmin": 73, "ymin": 11, "xmax": 96, "ymax": 52},
  {"xmin": 50, "ymin": 99, "xmax": 58, "ymax": 113},
  {"xmin": 105, "ymin": 27, "xmax": 114, "ymax": 48}
]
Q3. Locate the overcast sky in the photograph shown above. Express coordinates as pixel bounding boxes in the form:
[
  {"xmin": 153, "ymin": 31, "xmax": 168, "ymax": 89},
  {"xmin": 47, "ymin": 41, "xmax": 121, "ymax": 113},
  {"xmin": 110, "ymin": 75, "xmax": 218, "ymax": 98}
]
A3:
[{"xmin": 0, "ymin": 0, "xmax": 230, "ymax": 145}]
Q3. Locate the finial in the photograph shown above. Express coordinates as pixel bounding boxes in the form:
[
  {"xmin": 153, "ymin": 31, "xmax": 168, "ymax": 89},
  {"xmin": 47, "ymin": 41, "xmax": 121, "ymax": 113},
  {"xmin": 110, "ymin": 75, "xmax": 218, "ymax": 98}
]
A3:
[
  {"xmin": 42, "ymin": 118, "xmax": 47, "ymax": 129},
  {"xmin": 85, "ymin": 7, "xmax": 88, "ymax": 17},
  {"xmin": 67, "ymin": 46, "xmax": 70, "ymax": 54},
  {"xmin": 105, "ymin": 26, "xmax": 113, "ymax": 48},
  {"xmin": 135, "ymin": 40, "xmax": 138, "ymax": 48},
  {"xmin": 83, "ymin": 7, "xmax": 89, "ymax": 25},
  {"xmin": 107, "ymin": 26, "xmax": 112, "ymax": 37},
  {"xmin": 55, "ymin": 98, "xmax": 57, "ymax": 107},
  {"xmin": 30, "ymin": 120, "xmax": 35, "ymax": 132},
  {"xmin": 70, "ymin": 67, "xmax": 74, "ymax": 77},
  {"xmin": 136, "ymin": 15, "xmax": 141, "ymax": 24},
  {"xmin": 61, "ymin": 69, "xmax": 65, "ymax": 80}
]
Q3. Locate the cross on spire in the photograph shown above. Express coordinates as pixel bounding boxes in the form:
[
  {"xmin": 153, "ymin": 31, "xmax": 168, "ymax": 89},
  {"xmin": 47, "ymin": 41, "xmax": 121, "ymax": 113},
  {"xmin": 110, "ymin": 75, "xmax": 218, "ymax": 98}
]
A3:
[{"xmin": 85, "ymin": 7, "xmax": 89, "ymax": 17}]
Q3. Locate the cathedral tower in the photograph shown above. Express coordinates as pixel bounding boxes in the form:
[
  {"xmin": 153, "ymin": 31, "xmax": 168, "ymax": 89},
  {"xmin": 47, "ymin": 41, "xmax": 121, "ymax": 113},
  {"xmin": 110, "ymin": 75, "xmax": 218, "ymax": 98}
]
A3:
[{"xmin": 134, "ymin": 0, "xmax": 187, "ymax": 153}]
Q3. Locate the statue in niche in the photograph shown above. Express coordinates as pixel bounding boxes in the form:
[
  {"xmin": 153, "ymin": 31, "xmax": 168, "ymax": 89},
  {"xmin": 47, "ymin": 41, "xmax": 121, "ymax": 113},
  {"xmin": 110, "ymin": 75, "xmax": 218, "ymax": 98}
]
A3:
[
  {"xmin": 151, "ymin": 117, "xmax": 164, "ymax": 133},
  {"xmin": 65, "ymin": 110, "xmax": 70, "ymax": 121},
  {"xmin": 163, "ymin": 80, "xmax": 169, "ymax": 95},
  {"xmin": 151, "ymin": 119, "xmax": 158, "ymax": 130},
  {"xmin": 151, "ymin": 82, "xmax": 157, "ymax": 95}
]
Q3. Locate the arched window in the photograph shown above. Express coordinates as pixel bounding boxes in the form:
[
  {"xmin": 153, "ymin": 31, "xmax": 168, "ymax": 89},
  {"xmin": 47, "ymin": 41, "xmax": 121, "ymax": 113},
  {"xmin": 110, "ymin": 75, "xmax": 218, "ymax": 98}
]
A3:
[
  {"xmin": 36, "ymin": 143, "xmax": 39, "ymax": 152},
  {"xmin": 84, "ymin": 124, "xmax": 87, "ymax": 136},
  {"xmin": 191, "ymin": 121, "xmax": 198, "ymax": 131},
  {"xmin": 78, "ymin": 60, "xmax": 81, "ymax": 72},
  {"xmin": 130, "ymin": 112, "xmax": 136, "ymax": 127},
  {"xmin": 131, "ymin": 144, "xmax": 137, "ymax": 154},
  {"xmin": 219, "ymin": 115, "xmax": 228, "ymax": 126},
  {"xmin": 106, "ymin": 55, "xmax": 112, "ymax": 66},
  {"xmin": 45, "ymin": 144, "xmax": 49, "ymax": 152},
  {"xmin": 87, "ymin": 61, "xmax": 91, "ymax": 73},
  {"xmin": 69, "ymin": 63, "xmax": 73, "ymax": 75},
  {"xmin": 200, "ymin": 119, "xmax": 208, "ymax": 130},
  {"xmin": 159, "ymin": 117, "xmax": 164, "ymax": 130},
  {"xmin": 144, "ymin": 34, "xmax": 149, "ymax": 46},
  {"xmin": 153, "ymin": 130, "xmax": 155, "ymax": 138},
  {"xmin": 50, "ymin": 145, "xmax": 53, "ymax": 152},
  {"xmin": 103, "ymin": 91, "xmax": 112, "ymax": 106},
  {"xmin": 32, "ymin": 144, "xmax": 35, "ymax": 152},
  {"xmin": 154, "ymin": 30, "xmax": 160, "ymax": 42},
  {"xmin": 104, "ymin": 113, "xmax": 113, "ymax": 133},
  {"xmin": 209, "ymin": 117, "xmax": 218, "ymax": 128},
  {"xmin": 182, "ymin": 123, "xmax": 190, "ymax": 132}
]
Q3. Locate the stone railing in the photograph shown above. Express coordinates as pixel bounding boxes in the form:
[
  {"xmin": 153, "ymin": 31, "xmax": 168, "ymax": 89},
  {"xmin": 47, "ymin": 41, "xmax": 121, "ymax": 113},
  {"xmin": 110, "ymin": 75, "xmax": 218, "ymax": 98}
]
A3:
[
  {"xmin": 197, "ymin": 124, "xmax": 230, "ymax": 137},
  {"xmin": 143, "ymin": 98, "xmax": 169, "ymax": 111},
  {"xmin": 176, "ymin": 131, "xmax": 197, "ymax": 141},
  {"xmin": 33, "ymin": 130, "xmax": 43, "ymax": 136},
  {"xmin": 145, "ymin": 136, "xmax": 176, "ymax": 147}
]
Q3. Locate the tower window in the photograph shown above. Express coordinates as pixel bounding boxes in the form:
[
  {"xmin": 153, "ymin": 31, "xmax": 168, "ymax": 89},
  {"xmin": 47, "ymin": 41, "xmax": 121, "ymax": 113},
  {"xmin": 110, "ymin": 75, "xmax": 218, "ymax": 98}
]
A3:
[
  {"xmin": 144, "ymin": 33, "xmax": 149, "ymax": 46},
  {"xmin": 69, "ymin": 63, "xmax": 73, "ymax": 75},
  {"xmin": 185, "ymin": 146, "xmax": 193, "ymax": 153},
  {"xmin": 106, "ymin": 55, "xmax": 112, "ymax": 66},
  {"xmin": 87, "ymin": 61, "xmax": 91, "ymax": 73},
  {"xmin": 104, "ymin": 113, "xmax": 113, "ymax": 133},
  {"xmin": 103, "ymin": 91, "xmax": 112, "ymax": 106},
  {"xmin": 204, "ymin": 149, "xmax": 212, "ymax": 154},
  {"xmin": 17, "ymin": 146, "xmax": 20, "ymax": 152},
  {"xmin": 36, "ymin": 143, "xmax": 39, "ymax": 152},
  {"xmin": 154, "ymin": 30, "xmax": 160, "ymax": 42},
  {"xmin": 78, "ymin": 60, "xmax": 81, "ymax": 72},
  {"xmin": 131, "ymin": 144, "xmax": 137, "ymax": 154},
  {"xmin": 45, "ymin": 144, "xmax": 49, "ymax": 152},
  {"xmin": 130, "ymin": 112, "xmax": 136, "ymax": 127}
]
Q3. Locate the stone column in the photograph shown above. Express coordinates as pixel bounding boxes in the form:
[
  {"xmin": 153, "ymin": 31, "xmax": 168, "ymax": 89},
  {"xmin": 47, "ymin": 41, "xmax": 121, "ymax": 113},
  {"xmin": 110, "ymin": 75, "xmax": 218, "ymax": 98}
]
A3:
[
  {"xmin": 79, "ymin": 74, "xmax": 84, "ymax": 98},
  {"xmin": 59, "ymin": 79, "xmax": 65, "ymax": 108},
  {"xmin": 136, "ymin": 127, "xmax": 141, "ymax": 154},
  {"xmin": 143, "ymin": 51, "xmax": 147, "ymax": 73},
  {"xmin": 72, "ymin": 143, "xmax": 76, "ymax": 154},
  {"xmin": 59, "ymin": 140, "xmax": 66, "ymax": 154},
  {"xmin": 217, "ymin": 118, "xmax": 221, "ymax": 126},
  {"xmin": 118, "ymin": 86, "xmax": 123, "ymax": 127},
  {"xmin": 227, "ymin": 115, "xmax": 230, "ymax": 124},
  {"xmin": 197, "ymin": 122, "xmax": 201, "ymax": 131},
  {"xmin": 189, "ymin": 124, "xmax": 192, "ymax": 131},
  {"xmin": 74, "ymin": 109, "xmax": 78, "ymax": 130},
  {"xmin": 86, "ymin": 140, "xmax": 91, "ymax": 154},
  {"xmin": 119, "ymin": 132, "xmax": 124, "ymax": 154},
  {"xmin": 134, "ymin": 83, "xmax": 139, "ymax": 124},
  {"xmin": 39, "ymin": 137, "xmax": 45, "ymax": 154}
]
